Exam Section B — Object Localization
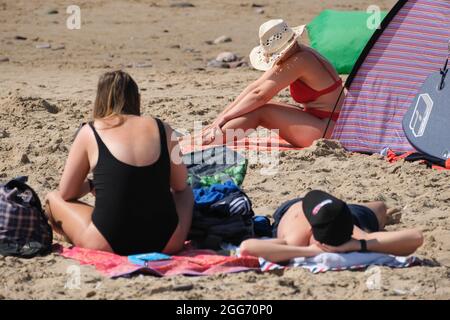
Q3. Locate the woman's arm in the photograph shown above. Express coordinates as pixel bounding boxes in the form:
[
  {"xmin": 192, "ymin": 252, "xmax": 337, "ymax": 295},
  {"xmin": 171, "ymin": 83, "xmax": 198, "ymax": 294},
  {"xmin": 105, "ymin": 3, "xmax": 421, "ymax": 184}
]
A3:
[
  {"xmin": 319, "ymin": 229, "xmax": 424, "ymax": 256},
  {"xmin": 217, "ymin": 53, "xmax": 305, "ymax": 125},
  {"xmin": 164, "ymin": 121, "xmax": 190, "ymax": 193},
  {"xmin": 212, "ymin": 65, "xmax": 276, "ymax": 124},
  {"xmin": 58, "ymin": 125, "xmax": 91, "ymax": 201},
  {"xmin": 240, "ymin": 238, "xmax": 324, "ymax": 263}
]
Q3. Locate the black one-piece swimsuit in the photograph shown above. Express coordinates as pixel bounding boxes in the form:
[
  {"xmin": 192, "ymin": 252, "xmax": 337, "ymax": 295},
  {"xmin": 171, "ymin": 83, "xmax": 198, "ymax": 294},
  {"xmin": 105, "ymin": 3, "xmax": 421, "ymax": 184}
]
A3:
[{"xmin": 88, "ymin": 118, "xmax": 178, "ymax": 256}]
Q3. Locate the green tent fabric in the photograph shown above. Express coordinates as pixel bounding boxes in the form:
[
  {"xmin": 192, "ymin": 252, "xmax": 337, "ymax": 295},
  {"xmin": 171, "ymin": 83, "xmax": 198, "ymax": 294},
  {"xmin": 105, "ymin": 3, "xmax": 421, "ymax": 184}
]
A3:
[{"xmin": 307, "ymin": 10, "xmax": 387, "ymax": 74}]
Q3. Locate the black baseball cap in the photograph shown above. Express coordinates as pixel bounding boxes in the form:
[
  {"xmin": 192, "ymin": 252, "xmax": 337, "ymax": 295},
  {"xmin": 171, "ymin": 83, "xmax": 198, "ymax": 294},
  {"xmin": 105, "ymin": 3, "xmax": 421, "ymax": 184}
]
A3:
[{"xmin": 302, "ymin": 190, "xmax": 354, "ymax": 246}]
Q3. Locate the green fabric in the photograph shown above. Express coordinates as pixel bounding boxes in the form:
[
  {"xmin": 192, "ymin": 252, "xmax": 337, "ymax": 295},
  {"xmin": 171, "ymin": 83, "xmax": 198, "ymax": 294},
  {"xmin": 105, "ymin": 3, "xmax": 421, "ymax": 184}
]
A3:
[
  {"xmin": 184, "ymin": 146, "xmax": 248, "ymax": 188},
  {"xmin": 307, "ymin": 10, "xmax": 387, "ymax": 74},
  {"xmin": 187, "ymin": 162, "xmax": 247, "ymax": 188}
]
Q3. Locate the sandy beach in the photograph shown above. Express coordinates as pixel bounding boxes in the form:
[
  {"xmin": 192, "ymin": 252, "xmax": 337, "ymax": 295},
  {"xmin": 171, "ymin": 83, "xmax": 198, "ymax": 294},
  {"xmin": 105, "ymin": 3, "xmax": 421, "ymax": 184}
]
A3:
[{"xmin": 0, "ymin": 0, "xmax": 449, "ymax": 300}]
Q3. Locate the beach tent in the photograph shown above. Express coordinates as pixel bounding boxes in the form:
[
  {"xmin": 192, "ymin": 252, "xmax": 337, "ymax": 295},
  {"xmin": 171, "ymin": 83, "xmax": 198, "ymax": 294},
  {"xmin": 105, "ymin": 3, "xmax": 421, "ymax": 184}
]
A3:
[{"xmin": 332, "ymin": 0, "xmax": 450, "ymax": 154}]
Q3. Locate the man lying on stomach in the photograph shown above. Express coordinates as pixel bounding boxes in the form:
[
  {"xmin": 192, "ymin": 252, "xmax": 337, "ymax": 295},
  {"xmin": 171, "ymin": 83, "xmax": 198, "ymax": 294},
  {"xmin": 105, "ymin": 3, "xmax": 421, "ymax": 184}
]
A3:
[{"xmin": 240, "ymin": 190, "xmax": 423, "ymax": 263}]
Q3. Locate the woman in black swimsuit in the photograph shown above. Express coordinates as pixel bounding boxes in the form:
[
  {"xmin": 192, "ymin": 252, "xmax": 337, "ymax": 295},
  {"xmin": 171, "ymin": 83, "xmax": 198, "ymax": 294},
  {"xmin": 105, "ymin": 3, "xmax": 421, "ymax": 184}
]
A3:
[{"xmin": 45, "ymin": 71, "xmax": 193, "ymax": 255}]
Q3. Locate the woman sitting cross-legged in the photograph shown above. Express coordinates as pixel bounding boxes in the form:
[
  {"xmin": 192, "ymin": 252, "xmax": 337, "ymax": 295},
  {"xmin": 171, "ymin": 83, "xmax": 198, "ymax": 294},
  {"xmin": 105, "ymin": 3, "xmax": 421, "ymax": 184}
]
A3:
[
  {"xmin": 45, "ymin": 70, "xmax": 193, "ymax": 256},
  {"xmin": 240, "ymin": 190, "xmax": 423, "ymax": 263}
]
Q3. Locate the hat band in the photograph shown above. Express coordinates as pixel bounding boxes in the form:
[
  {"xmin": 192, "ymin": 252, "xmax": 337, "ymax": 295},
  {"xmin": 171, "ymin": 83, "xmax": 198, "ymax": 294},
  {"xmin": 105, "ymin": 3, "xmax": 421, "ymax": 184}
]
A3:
[{"xmin": 262, "ymin": 32, "xmax": 296, "ymax": 56}]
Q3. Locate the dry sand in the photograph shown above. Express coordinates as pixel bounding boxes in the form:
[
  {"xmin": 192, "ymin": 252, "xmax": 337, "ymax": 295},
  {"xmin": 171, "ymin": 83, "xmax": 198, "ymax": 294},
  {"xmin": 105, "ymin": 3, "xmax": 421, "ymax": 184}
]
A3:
[{"xmin": 0, "ymin": 0, "xmax": 449, "ymax": 300}]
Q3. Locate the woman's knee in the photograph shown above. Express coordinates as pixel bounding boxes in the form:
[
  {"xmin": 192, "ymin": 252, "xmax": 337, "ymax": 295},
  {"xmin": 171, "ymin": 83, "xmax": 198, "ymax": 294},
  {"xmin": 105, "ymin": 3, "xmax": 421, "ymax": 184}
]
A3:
[{"xmin": 239, "ymin": 239, "xmax": 257, "ymax": 256}]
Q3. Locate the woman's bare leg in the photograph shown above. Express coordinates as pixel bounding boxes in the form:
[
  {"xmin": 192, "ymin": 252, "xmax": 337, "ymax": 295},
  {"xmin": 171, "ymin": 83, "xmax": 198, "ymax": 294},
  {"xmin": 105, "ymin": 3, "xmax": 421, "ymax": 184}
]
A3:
[
  {"xmin": 45, "ymin": 191, "xmax": 112, "ymax": 251},
  {"xmin": 221, "ymin": 102, "xmax": 335, "ymax": 147},
  {"xmin": 162, "ymin": 186, "xmax": 194, "ymax": 254}
]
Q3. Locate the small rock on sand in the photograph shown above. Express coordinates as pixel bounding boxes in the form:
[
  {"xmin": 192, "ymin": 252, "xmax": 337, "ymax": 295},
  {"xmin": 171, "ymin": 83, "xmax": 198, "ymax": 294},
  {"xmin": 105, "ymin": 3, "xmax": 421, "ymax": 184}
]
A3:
[
  {"xmin": 255, "ymin": 8, "xmax": 265, "ymax": 14},
  {"xmin": 52, "ymin": 45, "xmax": 65, "ymax": 51},
  {"xmin": 133, "ymin": 62, "xmax": 152, "ymax": 68},
  {"xmin": 170, "ymin": 2, "xmax": 195, "ymax": 8},
  {"xmin": 228, "ymin": 60, "xmax": 248, "ymax": 68},
  {"xmin": 14, "ymin": 35, "xmax": 27, "ymax": 41},
  {"xmin": 213, "ymin": 35, "xmax": 232, "ymax": 44},
  {"xmin": 47, "ymin": 9, "xmax": 58, "ymax": 15},
  {"xmin": 36, "ymin": 43, "xmax": 51, "ymax": 49},
  {"xmin": 0, "ymin": 56, "xmax": 9, "ymax": 62},
  {"xmin": 0, "ymin": 129, "xmax": 10, "ymax": 138},
  {"xmin": 20, "ymin": 154, "xmax": 30, "ymax": 165},
  {"xmin": 207, "ymin": 59, "xmax": 229, "ymax": 69},
  {"xmin": 86, "ymin": 291, "xmax": 96, "ymax": 298},
  {"xmin": 251, "ymin": 3, "xmax": 264, "ymax": 7},
  {"xmin": 172, "ymin": 283, "xmax": 194, "ymax": 291},
  {"xmin": 41, "ymin": 100, "xmax": 59, "ymax": 114},
  {"xmin": 216, "ymin": 51, "xmax": 238, "ymax": 62}
]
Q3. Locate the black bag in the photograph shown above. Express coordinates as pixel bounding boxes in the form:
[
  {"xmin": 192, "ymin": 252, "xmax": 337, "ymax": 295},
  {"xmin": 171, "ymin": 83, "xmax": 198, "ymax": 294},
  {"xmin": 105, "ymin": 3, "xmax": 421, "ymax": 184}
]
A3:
[
  {"xmin": 0, "ymin": 177, "xmax": 53, "ymax": 258},
  {"xmin": 404, "ymin": 152, "xmax": 450, "ymax": 169},
  {"xmin": 188, "ymin": 189, "xmax": 255, "ymax": 250}
]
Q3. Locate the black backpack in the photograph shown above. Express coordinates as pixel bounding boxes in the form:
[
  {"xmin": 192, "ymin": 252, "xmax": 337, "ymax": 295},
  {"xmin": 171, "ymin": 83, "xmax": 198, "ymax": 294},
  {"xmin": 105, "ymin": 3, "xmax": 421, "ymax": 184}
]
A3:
[
  {"xmin": 188, "ymin": 189, "xmax": 255, "ymax": 250},
  {"xmin": 0, "ymin": 177, "xmax": 53, "ymax": 258}
]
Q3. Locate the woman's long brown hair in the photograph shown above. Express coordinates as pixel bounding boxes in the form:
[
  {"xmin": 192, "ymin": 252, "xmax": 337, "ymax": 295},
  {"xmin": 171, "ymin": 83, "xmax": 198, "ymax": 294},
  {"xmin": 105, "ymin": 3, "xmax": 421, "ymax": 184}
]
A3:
[{"xmin": 93, "ymin": 70, "xmax": 140, "ymax": 119}]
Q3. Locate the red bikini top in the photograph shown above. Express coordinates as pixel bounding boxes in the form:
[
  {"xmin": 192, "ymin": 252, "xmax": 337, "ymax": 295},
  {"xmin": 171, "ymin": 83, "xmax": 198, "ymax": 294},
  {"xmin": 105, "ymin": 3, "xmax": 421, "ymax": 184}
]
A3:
[{"xmin": 289, "ymin": 52, "xmax": 343, "ymax": 104}]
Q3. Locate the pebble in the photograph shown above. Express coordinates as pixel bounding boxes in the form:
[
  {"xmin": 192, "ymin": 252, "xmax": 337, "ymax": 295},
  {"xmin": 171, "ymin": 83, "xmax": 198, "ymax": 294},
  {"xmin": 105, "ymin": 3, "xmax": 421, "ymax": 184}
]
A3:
[
  {"xmin": 228, "ymin": 60, "xmax": 248, "ymax": 68},
  {"xmin": 213, "ymin": 35, "xmax": 232, "ymax": 44},
  {"xmin": 207, "ymin": 59, "xmax": 229, "ymax": 69},
  {"xmin": 255, "ymin": 8, "xmax": 265, "ymax": 14},
  {"xmin": 251, "ymin": 3, "xmax": 264, "ymax": 7},
  {"xmin": 52, "ymin": 45, "xmax": 65, "ymax": 51},
  {"xmin": 86, "ymin": 291, "xmax": 96, "ymax": 298},
  {"xmin": 216, "ymin": 51, "xmax": 238, "ymax": 62},
  {"xmin": 133, "ymin": 62, "xmax": 152, "ymax": 68},
  {"xmin": 20, "ymin": 154, "xmax": 30, "ymax": 164},
  {"xmin": 0, "ymin": 56, "xmax": 9, "ymax": 62},
  {"xmin": 169, "ymin": 44, "xmax": 181, "ymax": 49},
  {"xmin": 170, "ymin": 2, "xmax": 195, "ymax": 8},
  {"xmin": 47, "ymin": 9, "xmax": 58, "ymax": 15},
  {"xmin": 172, "ymin": 283, "xmax": 194, "ymax": 291},
  {"xmin": 0, "ymin": 129, "xmax": 9, "ymax": 138},
  {"xmin": 41, "ymin": 100, "xmax": 59, "ymax": 114},
  {"xmin": 36, "ymin": 43, "xmax": 51, "ymax": 49},
  {"xmin": 183, "ymin": 48, "xmax": 199, "ymax": 53},
  {"xmin": 393, "ymin": 289, "xmax": 407, "ymax": 295},
  {"xmin": 14, "ymin": 35, "xmax": 27, "ymax": 41}
]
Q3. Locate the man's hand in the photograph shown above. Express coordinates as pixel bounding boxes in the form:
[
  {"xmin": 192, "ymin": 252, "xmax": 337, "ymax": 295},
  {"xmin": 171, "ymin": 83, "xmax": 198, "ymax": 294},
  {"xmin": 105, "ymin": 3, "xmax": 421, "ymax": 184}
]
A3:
[
  {"xmin": 308, "ymin": 243, "xmax": 325, "ymax": 256},
  {"xmin": 316, "ymin": 239, "xmax": 361, "ymax": 253}
]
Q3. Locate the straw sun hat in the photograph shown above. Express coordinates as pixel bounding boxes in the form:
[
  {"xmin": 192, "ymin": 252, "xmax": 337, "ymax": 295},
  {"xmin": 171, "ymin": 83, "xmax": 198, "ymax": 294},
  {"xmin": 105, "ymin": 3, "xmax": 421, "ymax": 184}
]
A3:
[{"xmin": 249, "ymin": 19, "xmax": 306, "ymax": 71}]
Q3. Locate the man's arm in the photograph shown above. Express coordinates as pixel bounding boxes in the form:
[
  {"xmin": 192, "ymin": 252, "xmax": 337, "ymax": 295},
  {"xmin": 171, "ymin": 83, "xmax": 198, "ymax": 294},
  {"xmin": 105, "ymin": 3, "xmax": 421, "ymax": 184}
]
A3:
[{"xmin": 240, "ymin": 238, "xmax": 323, "ymax": 263}]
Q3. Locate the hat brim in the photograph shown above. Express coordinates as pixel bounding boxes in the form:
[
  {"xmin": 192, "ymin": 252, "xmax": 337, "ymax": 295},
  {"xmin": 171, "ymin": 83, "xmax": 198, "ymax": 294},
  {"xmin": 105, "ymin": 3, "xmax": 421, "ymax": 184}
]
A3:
[{"xmin": 249, "ymin": 25, "xmax": 306, "ymax": 71}]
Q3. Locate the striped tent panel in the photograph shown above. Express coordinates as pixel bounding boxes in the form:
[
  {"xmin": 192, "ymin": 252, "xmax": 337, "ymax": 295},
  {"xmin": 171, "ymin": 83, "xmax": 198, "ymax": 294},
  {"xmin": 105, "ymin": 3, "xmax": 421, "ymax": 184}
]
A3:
[{"xmin": 333, "ymin": 0, "xmax": 450, "ymax": 154}]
